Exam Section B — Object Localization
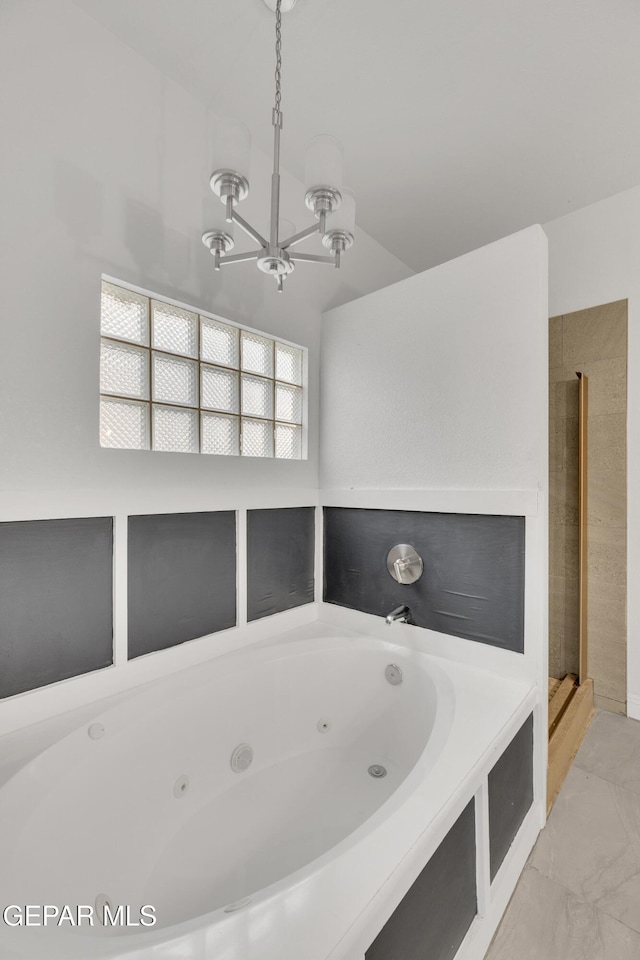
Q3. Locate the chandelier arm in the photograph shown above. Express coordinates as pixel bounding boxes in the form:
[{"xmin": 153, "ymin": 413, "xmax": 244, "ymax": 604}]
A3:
[
  {"xmin": 206, "ymin": 0, "xmax": 351, "ymax": 292},
  {"xmin": 280, "ymin": 222, "xmax": 322, "ymax": 249},
  {"xmin": 230, "ymin": 210, "xmax": 268, "ymax": 249},
  {"xmin": 217, "ymin": 250, "xmax": 263, "ymax": 265},
  {"xmin": 289, "ymin": 252, "xmax": 337, "ymax": 265}
]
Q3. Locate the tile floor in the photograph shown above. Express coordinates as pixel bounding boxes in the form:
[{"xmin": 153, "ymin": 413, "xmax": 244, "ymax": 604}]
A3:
[{"xmin": 485, "ymin": 710, "xmax": 640, "ymax": 960}]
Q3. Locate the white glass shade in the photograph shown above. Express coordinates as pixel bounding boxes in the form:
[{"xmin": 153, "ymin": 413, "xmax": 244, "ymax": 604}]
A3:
[
  {"xmin": 202, "ymin": 194, "xmax": 234, "ymax": 237},
  {"xmin": 326, "ymin": 187, "xmax": 356, "ymax": 234},
  {"xmin": 211, "ymin": 117, "xmax": 251, "ymax": 179},
  {"xmin": 304, "ymin": 135, "xmax": 343, "ymax": 191}
]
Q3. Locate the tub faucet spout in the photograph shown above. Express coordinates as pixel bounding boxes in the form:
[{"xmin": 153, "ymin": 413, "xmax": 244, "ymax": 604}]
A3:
[{"xmin": 385, "ymin": 605, "xmax": 411, "ymax": 625}]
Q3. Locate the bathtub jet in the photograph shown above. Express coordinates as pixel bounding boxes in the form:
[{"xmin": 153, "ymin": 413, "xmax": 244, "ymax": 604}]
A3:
[{"xmin": 368, "ymin": 765, "xmax": 388, "ymax": 779}]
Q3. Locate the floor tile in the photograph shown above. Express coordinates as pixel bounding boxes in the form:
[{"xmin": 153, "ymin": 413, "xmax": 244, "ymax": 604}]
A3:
[
  {"xmin": 486, "ymin": 712, "xmax": 640, "ymax": 959},
  {"xmin": 574, "ymin": 711, "xmax": 640, "ymax": 795},
  {"xmin": 530, "ymin": 766, "xmax": 640, "ymax": 903},
  {"xmin": 485, "ymin": 865, "xmax": 640, "ymax": 960},
  {"xmin": 597, "ymin": 871, "xmax": 640, "ymax": 935}
]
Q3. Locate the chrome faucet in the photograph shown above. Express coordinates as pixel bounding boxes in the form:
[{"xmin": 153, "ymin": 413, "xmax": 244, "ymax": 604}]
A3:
[{"xmin": 385, "ymin": 604, "xmax": 411, "ymax": 625}]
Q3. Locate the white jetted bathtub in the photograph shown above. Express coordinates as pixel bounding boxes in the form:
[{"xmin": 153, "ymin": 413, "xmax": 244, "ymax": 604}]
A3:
[{"xmin": 0, "ymin": 624, "xmax": 536, "ymax": 960}]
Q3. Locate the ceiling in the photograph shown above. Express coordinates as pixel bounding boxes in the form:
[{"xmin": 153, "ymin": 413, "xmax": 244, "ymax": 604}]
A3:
[{"xmin": 73, "ymin": 0, "xmax": 640, "ymax": 272}]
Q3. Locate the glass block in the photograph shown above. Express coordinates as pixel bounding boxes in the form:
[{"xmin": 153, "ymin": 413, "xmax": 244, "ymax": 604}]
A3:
[
  {"xmin": 152, "ymin": 301, "xmax": 198, "ymax": 357},
  {"xmin": 241, "ymin": 418, "xmax": 273, "ymax": 458},
  {"xmin": 241, "ymin": 374, "xmax": 273, "ymax": 419},
  {"xmin": 241, "ymin": 331, "xmax": 274, "ymax": 377},
  {"xmin": 275, "ymin": 383, "xmax": 303, "ymax": 423},
  {"xmin": 100, "ymin": 398, "xmax": 149, "ymax": 450},
  {"xmin": 100, "ymin": 339, "xmax": 149, "ymax": 399},
  {"xmin": 201, "ymin": 412, "xmax": 240, "ymax": 456},
  {"xmin": 152, "ymin": 405, "xmax": 198, "ymax": 453},
  {"xmin": 201, "ymin": 365, "xmax": 239, "ymax": 413},
  {"xmin": 276, "ymin": 342, "xmax": 303, "ymax": 385},
  {"xmin": 152, "ymin": 353, "xmax": 198, "ymax": 406},
  {"xmin": 201, "ymin": 317, "xmax": 239, "ymax": 368},
  {"xmin": 101, "ymin": 282, "xmax": 149, "ymax": 345},
  {"xmin": 275, "ymin": 423, "xmax": 302, "ymax": 460}
]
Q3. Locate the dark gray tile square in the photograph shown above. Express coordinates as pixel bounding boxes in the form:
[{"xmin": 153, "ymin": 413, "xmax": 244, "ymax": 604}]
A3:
[
  {"xmin": 247, "ymin": 507, "xmax": 315, "ymax": 622},
  {"xmin": 365, "ymin": 799, "xmax": 477, "ymax": 960},
  {"xmin": 128, "ymin": 511, "xmax": 236, "ymax": 659},
  {"xmin": 0, "ymin": 517, "xmax": 113, "ymax": 698},
  {"xmin": 324, "ymin": 508, "xmax": 525, "ymax": 652},
  {"xmin": 489, "ymin": 713, "xmax": 534, "ymax": 881}
]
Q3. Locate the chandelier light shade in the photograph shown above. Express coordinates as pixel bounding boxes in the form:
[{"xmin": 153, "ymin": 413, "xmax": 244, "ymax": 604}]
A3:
[
  {"xmin": 304, "ymin": 135, "xmax": 344, "ymax": 193},
  {"xmin": 204, "ymin": 192, "xmax": 235, "ymax": 240},
  {"xmin": 213, "ymin": 118, "xmax": 252, "ymax": 181},
  {"xmin": 201, "ymin": 0, "xmax": 355, "ymax": 292}
]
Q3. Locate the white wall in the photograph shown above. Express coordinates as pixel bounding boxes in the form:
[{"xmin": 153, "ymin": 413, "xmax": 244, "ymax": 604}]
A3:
[
  {"xmin": 0, "ymin": 0, "xmax": 410, "ymax": 733},
  {"xmin": 0, "ymin": 0, "xmax": 411, "ymax": 501},
  {"xmin": 320, "ymin": 225, "xmax": 549, "ymax": 680},
  {"xmin": 321, "ymin": 226, "xmax": 549, "ymax": 493},
  {"xmin": 543, "ymin": 186, "xmax": 640, "ymax": 718}
]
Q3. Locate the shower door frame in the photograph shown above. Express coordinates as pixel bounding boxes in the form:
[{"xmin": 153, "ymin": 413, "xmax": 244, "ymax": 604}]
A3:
[{"xmin": 577, "ymin": 371, "xmax": 588, "ymax": 685}]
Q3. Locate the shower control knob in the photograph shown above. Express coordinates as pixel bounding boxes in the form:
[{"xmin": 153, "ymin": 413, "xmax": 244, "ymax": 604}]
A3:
[{"xmin": 386, "ymin": 545, "xmax": 423, "ymax": 584}]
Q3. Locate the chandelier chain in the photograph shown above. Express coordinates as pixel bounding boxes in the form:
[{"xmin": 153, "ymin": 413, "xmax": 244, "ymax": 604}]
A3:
[{"xmin": 274, "ymin": 0, "xmax": 282, "ymax": 115}]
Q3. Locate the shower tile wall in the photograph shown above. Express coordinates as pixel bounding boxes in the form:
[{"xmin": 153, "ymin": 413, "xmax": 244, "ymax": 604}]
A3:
[{"xmin": 549, "ymin": 300, "xmax": 627, "ymax": 713}]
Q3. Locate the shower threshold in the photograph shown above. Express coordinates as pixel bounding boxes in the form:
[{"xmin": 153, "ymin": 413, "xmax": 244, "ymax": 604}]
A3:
[{"xmin": 547, "ymin": 674, "xmax": 594, "ymax": 814}]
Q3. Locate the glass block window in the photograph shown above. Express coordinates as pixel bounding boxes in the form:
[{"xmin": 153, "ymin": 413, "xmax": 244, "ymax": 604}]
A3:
[
  {"xmin": 101, "ymin": 282, "xmax": 149, "ymax": 345},
  {"xmin": 100, "ymin": 279, "xmax": 306, "ymax": 458},
  {"xmin": 152, "ymin": 301, "xmax": 198, "ymax": 358}
]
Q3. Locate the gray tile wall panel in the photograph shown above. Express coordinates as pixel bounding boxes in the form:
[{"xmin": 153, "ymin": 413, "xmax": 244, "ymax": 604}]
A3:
[
  {"xmin": 128, "ymin": 511, "xmax": 236, "ymax": 658},
  {"xmin": 247, "ymin": 507, "xmax": 315, "ymax": 621},
  {"xmin": 365, "ymin": 800, "xmax": 477, "ymax": 960},
  {"xmin": 0, "ymin": 517, "xmax": 113, "ymax": 698},
  {"xmin": 324, "ymin": 507, "xmax": 525, "ymax": 652},
  {"xmin": 489, "ymin": 712, "xmax": 534, "ymax": 880}
]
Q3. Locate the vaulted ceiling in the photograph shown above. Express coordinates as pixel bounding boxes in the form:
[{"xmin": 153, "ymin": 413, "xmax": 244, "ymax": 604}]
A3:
[{"xmin": 74, "ymin": 0, "xmax": 640, "ymax": 271}]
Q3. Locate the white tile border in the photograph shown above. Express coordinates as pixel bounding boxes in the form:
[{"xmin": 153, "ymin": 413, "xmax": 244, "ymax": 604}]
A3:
[{"xmin": 320, "ymin": 488, "xmax": 539, "ymax": 517}]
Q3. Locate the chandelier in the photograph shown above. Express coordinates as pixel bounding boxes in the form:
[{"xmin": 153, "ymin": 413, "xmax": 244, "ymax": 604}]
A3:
[{"xmin": 201, "ymin": 0, "xmax": 355, "ymax": 292}]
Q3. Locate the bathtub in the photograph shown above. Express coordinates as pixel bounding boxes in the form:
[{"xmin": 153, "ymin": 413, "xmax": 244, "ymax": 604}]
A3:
[{"xmin": 0, "ymin": 623, "xmax": 537, "ymax": 960}]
